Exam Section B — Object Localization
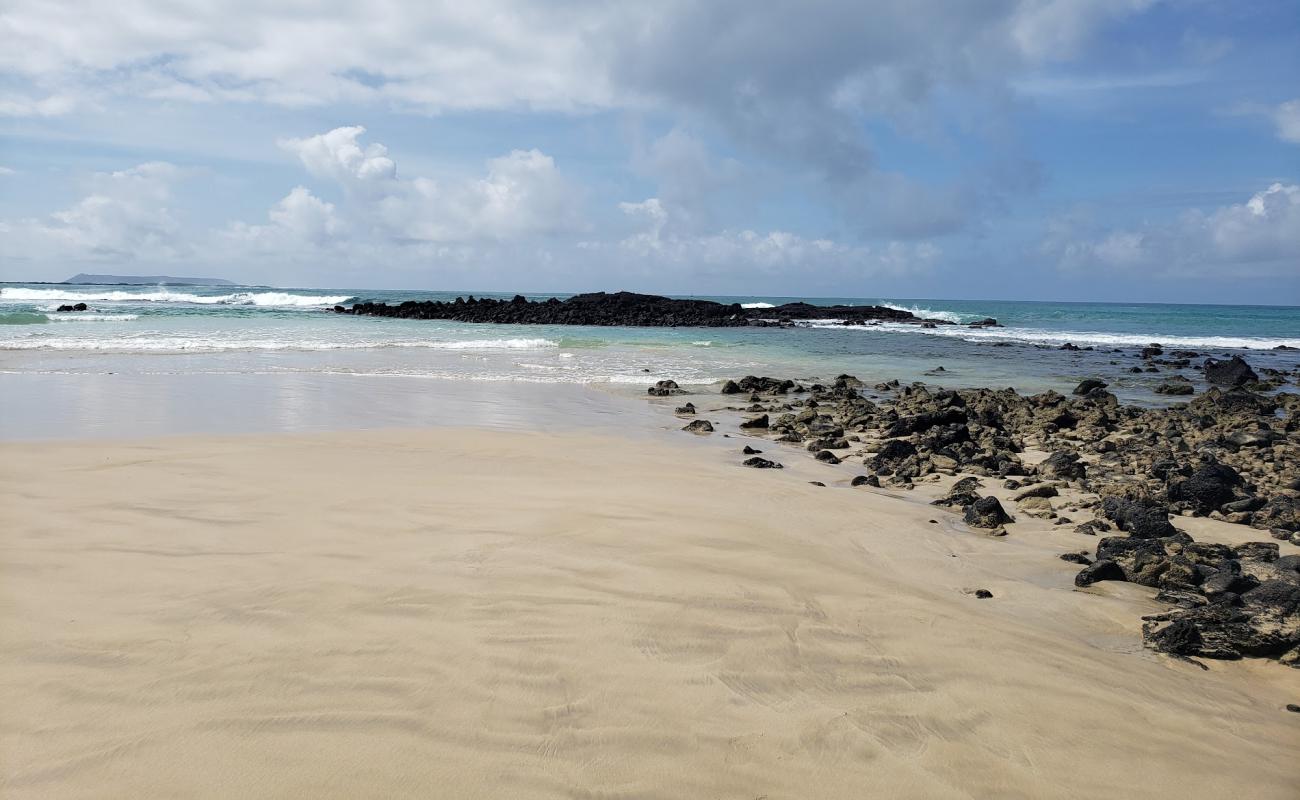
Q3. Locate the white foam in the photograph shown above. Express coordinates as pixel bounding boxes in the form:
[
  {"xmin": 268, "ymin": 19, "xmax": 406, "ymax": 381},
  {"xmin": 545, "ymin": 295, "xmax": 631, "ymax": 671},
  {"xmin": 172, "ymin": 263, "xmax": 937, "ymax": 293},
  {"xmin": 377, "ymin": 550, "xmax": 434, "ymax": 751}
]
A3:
[
  {"xmin": 810, "ymin": 319, "xmax": 1300, "ymax": 350},
  {"xmin": 740, "ymin": 302, "xmax": 775, "ymax": 309},
  {"xmin": 0, "ymin": 336, "xmax": 561, "ymax": 353},
  {"xmin": 879, "ymin": 303, "xmax": 973, "ymax": 324},
  {"xmin": 1, "ymin": 288, "xmax": 352, "ymax": 307},
  {"xmin": 422, "ymin": 338, "xmax": 559, "ymax": 351},
  {"xmin": 44, "ymin": 314, "xmax": 140, "ymax": 322},
  {"xmin": 691, "ymin": 340, "xmax": 713, "ymax": 346}
]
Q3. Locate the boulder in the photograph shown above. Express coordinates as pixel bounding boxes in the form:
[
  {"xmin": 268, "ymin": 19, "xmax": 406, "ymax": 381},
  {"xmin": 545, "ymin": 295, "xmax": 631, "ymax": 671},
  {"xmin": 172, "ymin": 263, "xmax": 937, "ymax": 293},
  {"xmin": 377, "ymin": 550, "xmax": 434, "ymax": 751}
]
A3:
[
  {"xmin": 1075, "ymin": 559, "xmax": 1126, "ymax": 586},
  {"xmin": 1203, "ymin": 355, "xmax": 1259, "ymax": 387},
  {"xmin": 1039, "ymin": 451, "xmax": 1087, "ymax": 481},
  {"xmin": 1100, "ymin": 497, "xmax": 1180, "ymax": 539},
  {"xmin": 682, "ymin": 420, "xmax": 714, "ymax": 434},
  {"xmin": 1073, "ymin": 378, "xmax": 1108, "ymax": 395},
  {"xmin": 743, "ymin": 456, "xmax": 783, "ymax": 469},
  {"xmin": 648, "ymin": 380, "xmax": 685, "ymax": 397},
  {"xmin": 1169, "ymin": 461, "xmax": 1244, "ymax": 514},
  {"xmin": 964, "ymin": 496, "xmax": 1014, "ymax": 529}
]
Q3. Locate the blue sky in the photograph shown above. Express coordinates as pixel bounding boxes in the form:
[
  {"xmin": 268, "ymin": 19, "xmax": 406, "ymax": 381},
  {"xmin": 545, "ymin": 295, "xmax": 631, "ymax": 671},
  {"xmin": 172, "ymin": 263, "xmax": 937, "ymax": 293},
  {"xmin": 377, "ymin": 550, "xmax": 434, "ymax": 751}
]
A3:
[{"xmin": 0, "ymin": 1, "xmax": 1296, "ymax": 303}]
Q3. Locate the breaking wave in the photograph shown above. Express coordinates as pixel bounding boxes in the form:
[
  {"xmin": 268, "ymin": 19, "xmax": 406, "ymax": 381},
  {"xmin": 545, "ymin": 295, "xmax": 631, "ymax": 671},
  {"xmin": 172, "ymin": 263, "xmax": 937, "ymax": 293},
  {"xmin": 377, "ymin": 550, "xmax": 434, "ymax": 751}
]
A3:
[
  {"xmin": 740, "ymin": 302, "xmax": 775, "ymax": 309},
  {"xmin": 0, "ymin": 288, "xmax": 352, "ymax": 307},
  {"xmin": 879, "ymin": 303, "xmax": 976, "ymax": 324},
  {"xmin": 809, "ymin": 319, "xmax": 1300, "ymax": 350}
]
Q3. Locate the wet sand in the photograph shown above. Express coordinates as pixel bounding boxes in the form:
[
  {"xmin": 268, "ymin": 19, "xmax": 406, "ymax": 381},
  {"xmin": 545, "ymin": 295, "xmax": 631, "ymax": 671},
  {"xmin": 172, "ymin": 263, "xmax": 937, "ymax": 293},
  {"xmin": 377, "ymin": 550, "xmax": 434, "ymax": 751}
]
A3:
[{"xmin": 1, "ymin": 428, "xmax": 1297, "ymax": 798}]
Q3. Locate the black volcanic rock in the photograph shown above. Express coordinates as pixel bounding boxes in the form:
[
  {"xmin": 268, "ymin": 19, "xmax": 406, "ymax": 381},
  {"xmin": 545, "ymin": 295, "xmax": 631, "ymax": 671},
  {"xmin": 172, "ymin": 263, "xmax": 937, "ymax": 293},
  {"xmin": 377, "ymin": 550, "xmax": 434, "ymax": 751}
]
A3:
[
  {"xmin": 1203, "ymin": 355, "xmax": 1258, "ymax": 387},
  {"xmin": 342, "ymin": 291, "xmax": 944, "ymax": 328}
]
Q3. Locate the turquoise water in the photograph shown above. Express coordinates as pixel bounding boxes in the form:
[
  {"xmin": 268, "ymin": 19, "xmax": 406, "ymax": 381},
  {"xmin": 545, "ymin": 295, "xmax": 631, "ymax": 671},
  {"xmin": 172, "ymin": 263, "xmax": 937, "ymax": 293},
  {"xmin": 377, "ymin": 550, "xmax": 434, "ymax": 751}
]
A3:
[{"xmin": 2, "ymin": 283, "xmax": 1297, "ymax": 405}]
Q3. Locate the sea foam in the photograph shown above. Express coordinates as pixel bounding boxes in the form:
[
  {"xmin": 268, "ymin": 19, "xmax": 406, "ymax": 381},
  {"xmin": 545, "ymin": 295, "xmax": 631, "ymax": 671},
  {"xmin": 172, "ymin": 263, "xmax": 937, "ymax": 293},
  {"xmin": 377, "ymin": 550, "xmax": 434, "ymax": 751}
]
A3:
[
  {"xmin": 810, "ymin": 319, "xmax": 1300, "ymax": 351},
  {"xmin": 0, "ymin": 288, "xmax": 353, "ymax": 307}
]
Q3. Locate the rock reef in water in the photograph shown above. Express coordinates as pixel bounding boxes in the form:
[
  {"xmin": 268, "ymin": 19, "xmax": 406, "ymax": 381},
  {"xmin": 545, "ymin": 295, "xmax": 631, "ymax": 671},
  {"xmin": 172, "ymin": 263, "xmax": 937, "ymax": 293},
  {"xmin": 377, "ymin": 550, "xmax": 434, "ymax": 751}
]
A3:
[{"xmin": 339, "ymin": 291, "xmax": 954, "ymax": 328}]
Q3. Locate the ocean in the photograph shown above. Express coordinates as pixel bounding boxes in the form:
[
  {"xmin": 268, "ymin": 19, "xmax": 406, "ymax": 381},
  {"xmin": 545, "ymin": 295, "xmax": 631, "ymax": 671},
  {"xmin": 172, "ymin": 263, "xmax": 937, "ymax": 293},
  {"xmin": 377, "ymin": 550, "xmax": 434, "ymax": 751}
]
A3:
[{"xmin": 2, "ymin": 282, "xmax": 1298, "ymax": 438}]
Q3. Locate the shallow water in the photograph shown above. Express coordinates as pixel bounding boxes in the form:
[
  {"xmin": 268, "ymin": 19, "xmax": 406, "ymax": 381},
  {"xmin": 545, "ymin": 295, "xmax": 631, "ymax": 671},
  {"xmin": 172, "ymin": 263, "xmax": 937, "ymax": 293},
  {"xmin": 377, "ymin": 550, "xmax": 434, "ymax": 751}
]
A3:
[{"xmin": 2, "ymin": 283, "xmax": 1297, "ymax": 436}]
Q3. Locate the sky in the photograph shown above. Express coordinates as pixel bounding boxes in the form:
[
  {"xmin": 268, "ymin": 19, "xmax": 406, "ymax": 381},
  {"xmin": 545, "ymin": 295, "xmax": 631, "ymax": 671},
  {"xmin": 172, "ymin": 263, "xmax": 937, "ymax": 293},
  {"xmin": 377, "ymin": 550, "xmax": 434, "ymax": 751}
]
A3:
[{"xmin": 0, "ymin": 1, "xmax": 1297, "ymax": 304}]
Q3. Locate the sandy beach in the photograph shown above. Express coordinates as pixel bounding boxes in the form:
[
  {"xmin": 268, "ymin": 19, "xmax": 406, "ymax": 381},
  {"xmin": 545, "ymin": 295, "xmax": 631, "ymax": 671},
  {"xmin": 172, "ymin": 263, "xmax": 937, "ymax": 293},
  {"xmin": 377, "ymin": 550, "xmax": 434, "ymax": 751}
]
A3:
[{"xmin": 2, "ymin": 427, "xmax": 1296, "ymax": 799}]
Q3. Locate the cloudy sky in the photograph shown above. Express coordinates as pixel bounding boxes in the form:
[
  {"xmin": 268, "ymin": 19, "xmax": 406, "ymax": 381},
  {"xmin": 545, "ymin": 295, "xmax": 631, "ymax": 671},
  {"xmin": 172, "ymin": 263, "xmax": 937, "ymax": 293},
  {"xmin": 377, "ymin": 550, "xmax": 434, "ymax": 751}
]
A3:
[{"xmin": 1, "ymin": 1, "xmax": 1297, "ymax": 303}]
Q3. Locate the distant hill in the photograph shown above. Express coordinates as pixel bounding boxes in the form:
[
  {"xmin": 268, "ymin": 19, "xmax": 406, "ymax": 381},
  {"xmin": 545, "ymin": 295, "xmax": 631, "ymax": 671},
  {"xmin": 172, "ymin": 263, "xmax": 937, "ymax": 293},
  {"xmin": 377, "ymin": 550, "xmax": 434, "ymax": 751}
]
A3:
[{"xmin": 63, "ymin": 274, "xmax": 237, "ymax": 286}]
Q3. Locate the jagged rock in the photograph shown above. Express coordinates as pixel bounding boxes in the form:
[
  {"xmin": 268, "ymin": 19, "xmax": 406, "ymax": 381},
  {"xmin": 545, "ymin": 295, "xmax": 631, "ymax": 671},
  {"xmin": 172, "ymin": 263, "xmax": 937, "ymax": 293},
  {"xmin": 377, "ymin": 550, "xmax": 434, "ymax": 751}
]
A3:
[
  {"xmin": 743, "ymin": 456, "xmax": 783, "ymax": 469},
  {"xmin": 1073, "ymin": 378, "xmax": 1107, "ymax": 395},
  {"xmin": 648, "ymin": 380, "xmax": 684, "ymax": 397},
  {"xmin": 1253, "ymin": 497, "xmax": 1299, "ymax": 533},
  {"xmin": 682, "ymin": 420, "xmax": 714, "ymax": 434},
  {"xmin": 1039, "ymin": 451, "xmax": 1086, "ymax": 481},
  {"xmin": 964, "ymin": 496, "xmax": 1014, "ymax": 529},
  {"xmin": 1169, "ymin": 461, "xmax": 1245, "ymax": 514},
  {"xmin": 1101, "ymin": 498, "xmax": 1180, "ymax": 539},
  {"xmin": 720, "ymin": 379, "xmax": 741, "ymax": 394},
  {"xmin": 1203, "ymin": 355, "xmax": 1259, "ymax": 387},
  {"xmin": 742, "ymin": 445, "xmax": 762, "ymax": 455},
  {"xmin": 674, "ymin": 402, "xmax": 696, "ymax": 415},
  {"xmin": 739, "ymin": 414, "xmax": 769, "ymax": 429}
]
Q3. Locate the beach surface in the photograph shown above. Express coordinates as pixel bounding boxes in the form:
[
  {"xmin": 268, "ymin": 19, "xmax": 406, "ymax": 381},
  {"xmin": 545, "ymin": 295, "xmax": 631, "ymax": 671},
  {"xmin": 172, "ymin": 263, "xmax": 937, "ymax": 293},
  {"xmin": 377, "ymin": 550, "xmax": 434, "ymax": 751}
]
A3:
[{"xmin": 2, "ymin": 427, "xmax": 1297, "ymax": 798}]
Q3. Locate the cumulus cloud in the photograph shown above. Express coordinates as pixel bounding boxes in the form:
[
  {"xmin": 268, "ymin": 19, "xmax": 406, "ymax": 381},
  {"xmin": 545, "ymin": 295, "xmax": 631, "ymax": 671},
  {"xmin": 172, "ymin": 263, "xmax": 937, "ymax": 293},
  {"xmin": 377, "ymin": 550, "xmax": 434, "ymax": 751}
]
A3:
[
  {"xmin": 0, "ymin": 162, "xmax": 186, "ymax": 263},
  {"xmin": 273, "ymin": 126, "xmax": 585, "ymax": 244},
  {"xmin": 1043, "ymin": 183, "xmax": 1300, "ymax": 278},
  {"xmin": 225, "ymin": 186, "xmax": 345, "ymax": 251}
]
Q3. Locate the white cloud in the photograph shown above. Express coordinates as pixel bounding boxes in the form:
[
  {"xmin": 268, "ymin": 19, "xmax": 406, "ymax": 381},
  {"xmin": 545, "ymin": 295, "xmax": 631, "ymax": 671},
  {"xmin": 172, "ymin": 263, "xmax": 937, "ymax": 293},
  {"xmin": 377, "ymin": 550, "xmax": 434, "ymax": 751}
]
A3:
[
  {"xmin": 0, "ymin": 162, "xmax": 186, "ymax": 262},
  {"xmin": 277, "ymin": 126, "xmax": 584, "ymax": 244},
  {"xmin": 225, "ymin": 186, "xmax": 344, "ymax": 251},
  {"xmin": 280, "ymin": 126, "xmax": 397, "ymax": 188},
  {"xmin": 1044, "ymin": 183, "xmax": 1300, "ymax": 277},
  {"xmin": 1275, "ymin": 100, "xmax": 1300, "ymax": 145}
]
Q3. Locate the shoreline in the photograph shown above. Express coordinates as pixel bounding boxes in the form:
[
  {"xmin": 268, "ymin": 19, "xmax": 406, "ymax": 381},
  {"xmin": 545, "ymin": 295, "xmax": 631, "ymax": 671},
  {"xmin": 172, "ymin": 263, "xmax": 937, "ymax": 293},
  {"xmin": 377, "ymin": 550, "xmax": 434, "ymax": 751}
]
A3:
[{"xmin": 3, "ymin": 426, "xmax": 1298, "ymax": 798}]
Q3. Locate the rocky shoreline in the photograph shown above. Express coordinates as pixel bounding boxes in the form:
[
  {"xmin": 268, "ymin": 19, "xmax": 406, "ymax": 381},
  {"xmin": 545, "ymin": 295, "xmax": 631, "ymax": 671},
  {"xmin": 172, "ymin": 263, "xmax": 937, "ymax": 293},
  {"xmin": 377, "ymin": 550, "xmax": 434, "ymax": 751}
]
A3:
[
  {"xmin": 650, "ymin": 359, "xmax": 1300, "ymax": 669},
  {"xmin": 337, "ymin": 291, "xmax": 978, "ymax": 328}
]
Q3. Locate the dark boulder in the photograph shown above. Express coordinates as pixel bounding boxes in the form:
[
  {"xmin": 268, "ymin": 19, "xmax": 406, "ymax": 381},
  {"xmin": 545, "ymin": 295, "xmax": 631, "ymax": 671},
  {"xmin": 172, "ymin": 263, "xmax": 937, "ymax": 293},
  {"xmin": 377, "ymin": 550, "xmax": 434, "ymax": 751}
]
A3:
[
  {"xmin": 851, "ymin": 474, "xmax": 880, "ymax": 488},
  {"xmin": 1169, "ymin": 461, "xmax": 1244, "ymax": 514},
  {"xmin": 682, "ymin": 419, "xmax": 714, "ymax": 434},
  {"xmin": 963, "ymin": 496, "xmax": 1014, "ymax": 529},
  {"xmin": 674, "ymin": 402, "xmax": 696, "ymax": 415},
  {"xmin": 1039, "ymin": 451, "xmax": 1087, "ymax": 481},
  {"xmin": 1075, "ymin": 559, "xmax": 1126, "ymax": 586},
  {"xmin": 1203, "ymin": 355, "xmax": 1259, "ymax": 387},
  {"xmin": 869, "ymin": 439, "xmax": 917, "ymax": 469},
  {"xmin": 743, "ymin": 456, "xmax": 783, "ymax": 469},
  {"xmin": 815, "ymin": 450, "xmax": 841, "ymax": 464},
  {"xmin": 648, "ymin": 380, "xmax": 685, "ymax": 397},
  {"xmin": 739, "ymin": 414, "xmax": 770, "ymax": 429},
  {"xmin": 1100, "ymin": 498, "xmax": 1180, "ymax": 539},
  {"xmin": 1073, "ymin": 378, "xmax": 1108, "ymax": 395}
]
